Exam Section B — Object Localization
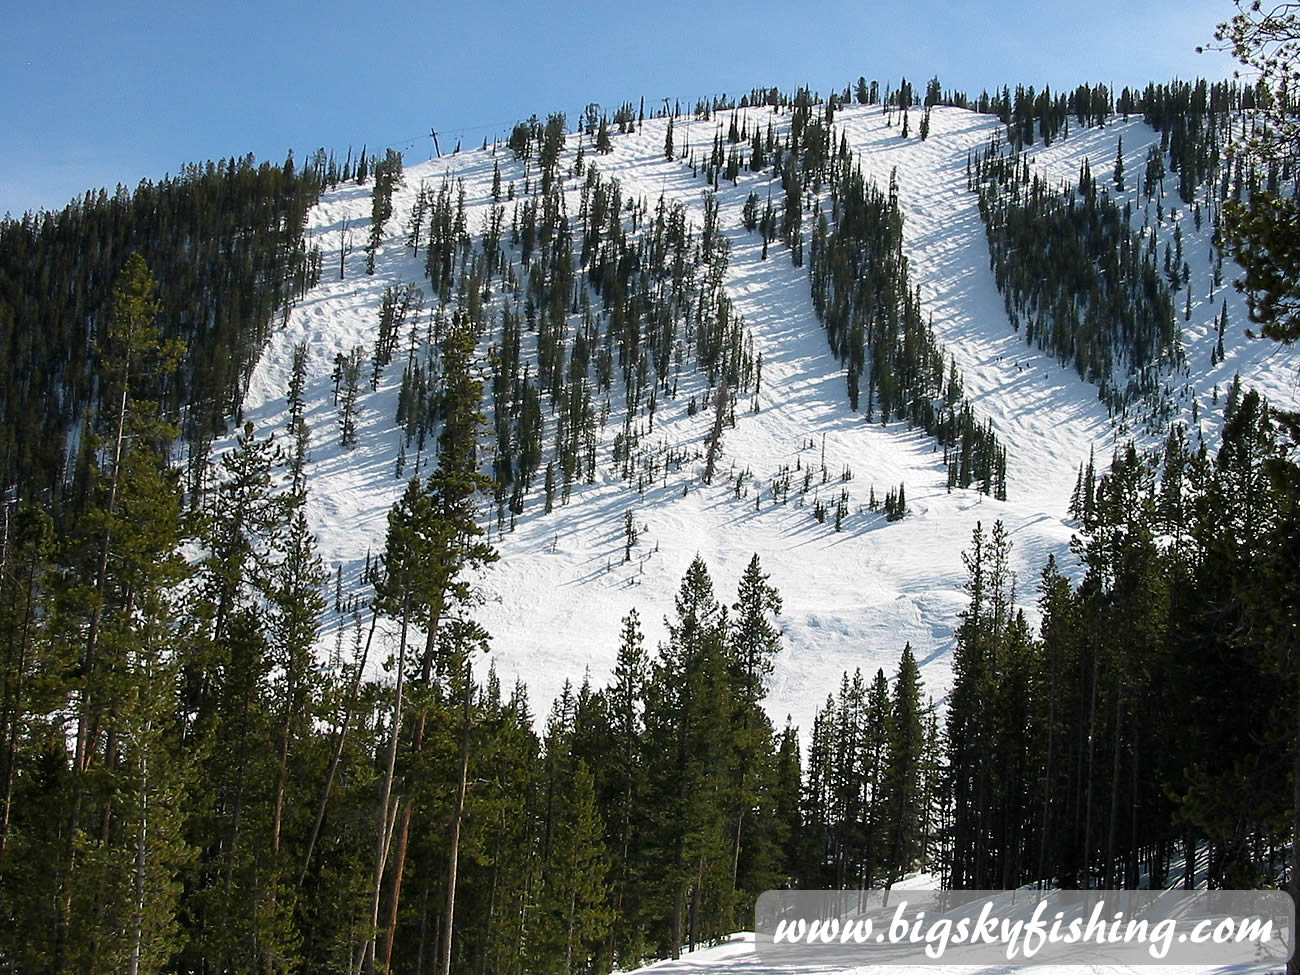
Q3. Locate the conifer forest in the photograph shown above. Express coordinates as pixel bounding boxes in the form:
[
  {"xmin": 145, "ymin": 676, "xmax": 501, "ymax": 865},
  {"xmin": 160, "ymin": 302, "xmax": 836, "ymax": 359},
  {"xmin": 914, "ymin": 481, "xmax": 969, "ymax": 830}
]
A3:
[{"xmin": 1, "ymin": 22, "xmax": 1299, "ymax": 975}]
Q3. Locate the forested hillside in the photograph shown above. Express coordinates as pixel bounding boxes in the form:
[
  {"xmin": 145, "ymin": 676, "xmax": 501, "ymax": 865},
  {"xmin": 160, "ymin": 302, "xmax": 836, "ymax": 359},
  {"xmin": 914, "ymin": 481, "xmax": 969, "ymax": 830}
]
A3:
[
  {"xmin": 0, "ymin": 64, "xmax": 1297, "ymax": 975},
  {"xmin": 0, "ymin": 154, "xmax": 329, "ymax": 525}
]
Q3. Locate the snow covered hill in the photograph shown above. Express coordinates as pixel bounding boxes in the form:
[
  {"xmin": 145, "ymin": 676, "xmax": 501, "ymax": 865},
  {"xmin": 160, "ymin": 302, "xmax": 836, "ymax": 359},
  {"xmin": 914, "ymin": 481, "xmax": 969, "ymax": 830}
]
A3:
[{"xmin": 229, "ymin": 100, "xmax": 1298, "ymax": 736}]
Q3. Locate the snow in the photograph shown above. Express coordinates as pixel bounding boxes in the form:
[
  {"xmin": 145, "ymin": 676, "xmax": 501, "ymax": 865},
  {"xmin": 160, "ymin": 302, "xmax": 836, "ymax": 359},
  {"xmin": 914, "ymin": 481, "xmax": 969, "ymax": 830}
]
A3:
[
  {"xmin": 229, "ymin": 101, "xmax": 1299, "ymax": 742},
  {"xmin": 619, "ymin": 921, "xmax": 1285, "ymax": 975}
]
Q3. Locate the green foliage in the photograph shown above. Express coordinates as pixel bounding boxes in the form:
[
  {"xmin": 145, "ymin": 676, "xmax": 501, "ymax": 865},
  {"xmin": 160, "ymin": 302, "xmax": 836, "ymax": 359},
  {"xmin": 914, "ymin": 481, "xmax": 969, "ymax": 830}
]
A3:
[
  {"xmin": 806, "ymin": 151, "xmax": 1006, "ymax": 495},
  {"xmin": 4, "ymin": 72, "xmax": 1298, "ymax": 975},
  {"xmin": 364, "ymin": 148, "xmax": 404, "ymax": 274},
  {"xmin": 881, "ymin": 644, "xmax": 926, "ymax": 881},
  {"xmin": 1225, "ymin": 192, "xmax": 1300, "ymax": 343},
  {"xmin": 972, "ymin": 134, "xmax": 1179, "ymax": 412},
  {"xmin": 337, "ymin": 347, "xmax": 363, "ymax": 447},
  {"xmin": 731, "ymin": 554, "xmax": 781, "ymax": 697},
  {"xmin": 0, "ymin": 155, "xmax": 322, "ymax": 516},
  {"xmin": 943, "ymin": 397, "xmax": 1297, "ymax": 892}
]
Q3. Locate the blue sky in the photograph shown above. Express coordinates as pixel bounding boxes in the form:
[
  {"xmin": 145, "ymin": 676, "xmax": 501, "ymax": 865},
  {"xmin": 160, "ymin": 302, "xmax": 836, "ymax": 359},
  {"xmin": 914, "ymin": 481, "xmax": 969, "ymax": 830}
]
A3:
[{"xmin": 1, "ymin": 0, "xmax": 1241, "ymax": 218}]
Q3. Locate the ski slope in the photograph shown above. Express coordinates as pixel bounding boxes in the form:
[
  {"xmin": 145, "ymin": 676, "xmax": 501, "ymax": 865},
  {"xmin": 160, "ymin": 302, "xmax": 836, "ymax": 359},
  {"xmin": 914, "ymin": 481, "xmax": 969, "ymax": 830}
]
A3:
[
  {"xmin": 620, "ymin": 927, "xmax": 1285, "ymax": 975},
  {"xmin": 231, "ymin": 100, "xmax": 1299, "ymax": 738},
  {"xmin": 618, "ymin": 867, "xmax": 1289, "ymax": 975}
]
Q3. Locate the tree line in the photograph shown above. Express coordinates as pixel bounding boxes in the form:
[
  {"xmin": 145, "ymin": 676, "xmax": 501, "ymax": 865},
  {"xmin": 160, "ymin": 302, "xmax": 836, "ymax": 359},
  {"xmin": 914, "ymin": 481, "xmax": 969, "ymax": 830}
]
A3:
[
  {"xmin": 946, "ymin": 384, "xmax": 1296, "ymax": 892},
  {"xmin": 0, "ymin": 251, "xmax": 928, "ymax": 972},
  {"xmin": 2, "ymin": 62, "xmax": 1296, "ymax": 975},
  {"xmin": 0, "ymin": 153, "xmax": 325, "ymax": 528}
]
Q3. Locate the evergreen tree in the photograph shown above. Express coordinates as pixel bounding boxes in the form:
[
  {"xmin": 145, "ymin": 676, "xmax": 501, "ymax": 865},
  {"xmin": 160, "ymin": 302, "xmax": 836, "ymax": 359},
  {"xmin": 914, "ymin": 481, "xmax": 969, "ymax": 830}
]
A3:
[
  {"xmin": 641, "ymin": 556, "xmax": 736, "ymax": 958},
  {"xmin": 365, "ymin": 149, "xmax": 404, "ymax": 274},
  {"xmin": 604, "ymin": 610, "xmax": 648, "ymax": 967},
  {"xmin": 531, "ymin": 741, "xmax": 611, "ymax": 975},
  {"xmin": 881, "ymin": 644, "xmax": 925, "ymax": 883},
  {"xmin": 198, "ymin": 421, "xmax": 287, "ymax": 645},
  {"xmin": 56, "ymin": 257, "xmax": 192, "ymax": 971},
  {"xmin": 338, "ymin": 347, "xmax": 364, "ymax": 447},
  {"xmin": 731, "ymin": 554, "xmax": 782, "ymax": 700},
  {"xmin": 945, "ymin": 521, "xmax": 1012, "ymax": 888},
  {"xmin": 0, "ymin": 505, "xmax": 55, "ymax": 854},
  {"xmin": 0, "ymin": 156, "xmax": 322, "ymax": 507},
  {"xmin": 262, "ymin": 490, "xmax": 329, "ymax": 959},
  {"xmin": 1216, "ymin": 2, "xmax": 1300, "ymax": 341},
  {"xmin": 365, "ymin": 311, "xmax": 498, "ymax": 973}
]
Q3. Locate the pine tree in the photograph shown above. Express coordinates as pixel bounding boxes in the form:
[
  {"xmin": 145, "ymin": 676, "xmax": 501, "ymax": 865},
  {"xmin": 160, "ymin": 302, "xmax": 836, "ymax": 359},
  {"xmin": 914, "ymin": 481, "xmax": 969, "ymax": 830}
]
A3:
[
  {"xmin": 731, "ymin": 554, "xmax": 782, "ymax": 700},
  {"xmin": 770, "ymin": 721, "xmax": 803, "ymax": 876},
  {"xmin": 286, "ymin": 342, "xmax": 310, "ymax": 488},
  {"xmin": 531, "ymin": 749, "xmax": 611, "ymax": 975},
  {"xmin": 0, "ymin": 505, "xmax": 55, "ymax": 856},
  {"xmin": 366, "ymin": 311, "xmax": 498, "ymax": 973},
  {"xmin": 364, "ymin": 150, "xmax": 404, "ymax": 274},
  {"xmin": 703, "ymin": 380, "xmax": 729, "ymax": 485},
  {"xmin": 724, "ymin": 556, "xmax": 786, "ymax": 913},
  {"xmin": 604, "ymin": 610, "xmax": 647, "ymax": 966},
  {"xmin": 199, "ymin": 421, "xmax": 287, "ymax": 644},
  {"xmin": 641, "ymin": 556, "xmax": 736, "ymax": 958},
  {"xmin": 338, "ymin": 347, "xmax": 363, "ymax": 447},
  {"xmin": 881, "ymin": 644, "xmax": 925, "ymax": 883},
  {"xmin": 945, "ymin": 520, "xmax": 1016, "ymax": 888},
  {"xmin": 861, "ymin": 669, "xmax": 891, "ymax": 887},
  {"xmin": 262, "ymin": 490, "xmax": 329, "ymax": 961},
  {"xmin": 64, "ymin": 363, "xmax": 192, "ymax": 975},
  {"xmin": 1218, "ymin": 3, "xmax": 1300, "ymax": 344},
  {"xmin": 56, "ymin": 255, "xmax": 187, "ymax": 966},
  {"xmin": 406, "ymin": 185, "xmax": 428, "ymax": 260}
]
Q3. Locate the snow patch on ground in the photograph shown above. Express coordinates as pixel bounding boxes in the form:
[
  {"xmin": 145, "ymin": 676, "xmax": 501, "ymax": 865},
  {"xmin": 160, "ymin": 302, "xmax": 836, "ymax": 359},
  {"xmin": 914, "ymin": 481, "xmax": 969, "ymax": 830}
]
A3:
[{"xmin": 229, "ymin": 103, "xmax": 1299, "ymax": 738}]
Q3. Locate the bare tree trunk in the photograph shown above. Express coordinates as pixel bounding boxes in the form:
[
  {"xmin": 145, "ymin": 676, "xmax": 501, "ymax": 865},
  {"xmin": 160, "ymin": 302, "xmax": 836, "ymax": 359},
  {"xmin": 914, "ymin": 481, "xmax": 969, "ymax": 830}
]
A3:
[
  {"xmin": 671, "ymin": 887, "xmax": 683, "ymax": 960},
  {"xmin": 439, "ymin": 667, "xmax": 472, "ymax": 975},
  {"xmin": 266, "ymin": 689, "xmax": 294, "ymax": 975},
  {"xmin": 1104, "ymin": 678, "xmax": 1123, "ymax": 888},
  {"xmin": 381, "ymin": 614, "xmax": 441, "ymax": 973},
  {"xmin": 127, "ymin": 715, "xmax": 150, "ymax": 975},
  {"xmin": 1082, "ymin": 644, "xmax": 1100, "ymax": 886},
  {"xmin": 1, "ymin": 525, "xmax": 42, "ymax": 854},
  {"xmin": 360, "ymin": 609, "xmax": 409, "ymax": 975},
  {"xmin": 1036, "ymin": 687, "xmax": 1056, "ymax": 888},
  {"xmin": 339, "ymin": 219, "xmax": 353, "ymax": 280},
  {"xmin": 1290, "ymin": 689, "xmax": 1299, "ymax": 975},
  {"xmin": 382, "ymin": 802, "xmax": 413, "ymax": 971},
  {"xmin": 300, "ymin": 609, "xmax": 377, "ymax": 886},
  {"xmin": 703, "ymin": 379, "xmax": 729, "ymax": 485}
]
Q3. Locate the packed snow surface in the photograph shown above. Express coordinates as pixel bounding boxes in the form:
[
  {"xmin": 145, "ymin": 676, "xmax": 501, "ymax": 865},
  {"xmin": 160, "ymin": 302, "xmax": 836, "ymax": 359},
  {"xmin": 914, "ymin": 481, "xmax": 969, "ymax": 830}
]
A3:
[{"xmin": 232, "ymin": 102, "xmax": 1298, "ymax": 738}]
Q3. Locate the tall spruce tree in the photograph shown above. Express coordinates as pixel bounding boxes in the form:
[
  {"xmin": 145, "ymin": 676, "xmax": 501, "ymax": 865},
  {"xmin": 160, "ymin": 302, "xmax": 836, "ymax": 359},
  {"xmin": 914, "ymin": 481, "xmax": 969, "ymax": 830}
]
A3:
[
  {"xmin": 881, "ymin": 644, "xmax": 925, "ymax": 883},
  {"xmin": 641, "ymin": 556, "xmax": 736, "ymax": 958}
]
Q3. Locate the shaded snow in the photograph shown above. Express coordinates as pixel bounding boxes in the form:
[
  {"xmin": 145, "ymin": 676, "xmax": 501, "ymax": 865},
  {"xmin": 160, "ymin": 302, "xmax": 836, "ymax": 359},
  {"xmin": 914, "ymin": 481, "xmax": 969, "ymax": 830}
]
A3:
[{"xmin": 230, "ymin": 102, "xmax": 1299, "ymax": 739}]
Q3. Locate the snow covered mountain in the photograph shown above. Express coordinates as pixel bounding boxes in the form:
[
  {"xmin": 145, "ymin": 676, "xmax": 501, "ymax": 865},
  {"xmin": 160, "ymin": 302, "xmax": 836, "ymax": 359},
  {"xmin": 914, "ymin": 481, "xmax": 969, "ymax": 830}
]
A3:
[{"xmin": 229, "ymin": 98, "xmax": 1299, "ymax": 737}]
